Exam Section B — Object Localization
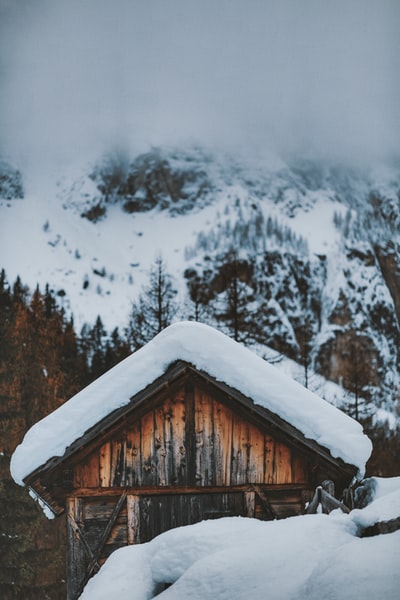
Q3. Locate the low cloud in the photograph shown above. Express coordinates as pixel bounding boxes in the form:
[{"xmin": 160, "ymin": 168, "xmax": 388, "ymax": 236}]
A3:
[{"xmin": 1, "ymin": 0, "xmax": 399, "ymax": 178}]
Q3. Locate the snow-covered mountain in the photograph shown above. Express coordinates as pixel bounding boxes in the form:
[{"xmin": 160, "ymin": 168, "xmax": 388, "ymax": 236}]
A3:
[{"xmin": 1, "ymin": 147, "xmax": 399, "ymax": 426}]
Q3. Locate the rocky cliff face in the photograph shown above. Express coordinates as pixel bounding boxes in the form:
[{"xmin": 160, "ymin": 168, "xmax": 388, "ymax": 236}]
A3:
[
  {"xmin": 0, "ymin": 159, "xmax": 24, "ymax": 200},
  {"xmin": 1, "ymin": 147, "xmax": 399, "ymax": 424},
  {"xmin": 315, "ymin": 241, "xmax": 399, "ymax": 412},
  {"xmin": 375, "ymin": 242, "xmax": 400, "ymax": 325}
]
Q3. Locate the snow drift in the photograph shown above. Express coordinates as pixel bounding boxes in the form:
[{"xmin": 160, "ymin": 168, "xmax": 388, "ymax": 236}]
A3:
[{"xmin": 80, "ymin": 478, "xmax": 400, "ymax": 600}]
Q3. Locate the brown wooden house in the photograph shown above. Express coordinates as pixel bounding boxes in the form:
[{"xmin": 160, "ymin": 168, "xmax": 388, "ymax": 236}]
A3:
[{"xmin": 11, "ymin": 322, "xmax": 371, "ymax": 599}]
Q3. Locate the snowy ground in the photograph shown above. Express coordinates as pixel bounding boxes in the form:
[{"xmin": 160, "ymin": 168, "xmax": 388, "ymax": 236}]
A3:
[{"xmin": 80, "ymin": 477, "xmax": 400, "ymax": 600}]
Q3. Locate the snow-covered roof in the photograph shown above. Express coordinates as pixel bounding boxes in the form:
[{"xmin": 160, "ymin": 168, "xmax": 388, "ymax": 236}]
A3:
[{"xmin": 11, "ymin": 321, "xmax": 372, "ymax": 485}]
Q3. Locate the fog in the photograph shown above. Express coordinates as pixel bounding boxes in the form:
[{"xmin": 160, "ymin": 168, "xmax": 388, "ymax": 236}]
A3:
[{"xmin": 1, "ymin": 0, "xmax": 399, "ymax": 178}]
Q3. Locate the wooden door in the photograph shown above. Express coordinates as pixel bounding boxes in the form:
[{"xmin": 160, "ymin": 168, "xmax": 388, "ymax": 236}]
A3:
[{"xmin": 134, "ymin": 491, "xmax": 246, "ymax": 543}]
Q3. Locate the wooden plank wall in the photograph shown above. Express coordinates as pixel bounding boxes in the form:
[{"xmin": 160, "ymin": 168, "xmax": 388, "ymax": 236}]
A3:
[
  {"xmin": 253, "ymin": 488, "xmax": 310, "ymax": 519},
  {"xmin": 63, "ymin": 377, "xmax": 320, "ymax": 598},
  {"xmin": 66, "ymin": 485, "xmax": 311, "ymax": 596},
  {"xmin": 66, "ymin": 491, "xmax": 248, "ymax": 598},
  {"xmin": 137, "ymin": 492, "xmax": 245, "ymax": 543},
  {"xmin": 73, "ymin": 383, "xmax": 310, "ymax": 490},
  {"xmin": 66, "ymin": 498, "xmax": 86, "ymax": 600}
]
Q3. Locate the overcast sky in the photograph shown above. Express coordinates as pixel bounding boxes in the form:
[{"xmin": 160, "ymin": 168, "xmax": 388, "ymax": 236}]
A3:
[{"xmin": 1, "ymin": 0, "xmax": 399, "ymax": 175}]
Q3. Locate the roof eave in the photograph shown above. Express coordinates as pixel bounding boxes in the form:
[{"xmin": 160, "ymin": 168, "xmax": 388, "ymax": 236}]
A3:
[{"xmin": 24, "ymin": 359, "xmax": 358, "ymax": 501}]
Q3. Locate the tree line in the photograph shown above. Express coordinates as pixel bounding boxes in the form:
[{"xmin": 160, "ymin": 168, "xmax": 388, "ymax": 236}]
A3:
[
  {"xmin": 0, "ymin": 270, "xmax": 130, "ymax": 599},
  {"xmin": 0, "ymin": 257, "xmax": 399, "ymax": 598}
]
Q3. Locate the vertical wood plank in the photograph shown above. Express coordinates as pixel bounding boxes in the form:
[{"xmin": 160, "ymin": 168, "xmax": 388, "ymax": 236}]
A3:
[
  {"xmin": 66, "ymin": 497, "xmax": 86, "ymax": 600},
  {"xmin": 88, "ymin": 452, "xmax": 100, "ymax": 487},
  {"xmin": 140, "ymin": 496, "xmax": 152, "ymax": 543},
  {"xmin": 119, "ymin": 438, "xmax": 127, "ymax": 486},
  {"xmin": 126, "ymin": 421, "xmax": 142, "ymax": 486},
  {"xmin": 99, "ymin": 442, "xmax": 111, "ymax": 487},
  {"xmin": 244, "ymin": 491, "xmax": 256, "ymax": 517},
  {"xmin": 171, "ymin": 390, "xmax": 186, "ymax": 485},
  {"xmin": 127, "ymin": 495, "xmax": 141, "ymax": 544},
  {"xmin": 194, "ymin": 388, "xmax": 213, "ymax": 486},
  {"xmin": 162, "ymin": 397, "xmax": 173, "ymax": 485},
  {"xmin": 110, "ymin": 440, "xmax": 119, "ymax": 486},
  {"xmin": 73, "ymin": 465, "xmax": 82, "ymax": 489},
  {"xmin": 264, "ymin": 435, "xmax": 275, "ymax": 484},
  {"xmin": 231, "ymin": 415, "xmax": 248, "ymax": 485},
  {"xmin": 274, "ymin": 441, "xmax": 292, "ymax": 483},
  {"xmin": 185, "ymin": 380, "xmax": 196, "ymax": 486},
  {"xmin": 154, "ymin": 405, "xmax": 167, "ymax": 485},
  {"xmin": 74, "ymin": 453, "xmax": 99, "ymax": 489},
  {"xmin": 213, "ymin": 400, "xmax": 233, "ymax": 485},
  {"xmin": 291, "ymin": 454, "xmax": 308, "ymax": 484},
  {"xmin": 247, "ymin": 424, "xmax": 265, "ymax": 484},
  {"xmin": 141, "ymin": 410, "xmax": 155, "ymax": 485},
  {"xmin": 111, "ymin": 439, "xmax": 127, "ymax": 486}
]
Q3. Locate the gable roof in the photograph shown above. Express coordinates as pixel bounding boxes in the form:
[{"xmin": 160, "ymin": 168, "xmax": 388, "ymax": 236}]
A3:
[{"xmin": 11, "ymin": 321, "xmax": 372, "ymax": 486}]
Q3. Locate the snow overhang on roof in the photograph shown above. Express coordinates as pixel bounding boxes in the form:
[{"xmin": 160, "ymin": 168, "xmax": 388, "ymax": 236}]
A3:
[{"xmin": 11, "ymin": 321, "xmax": 372, "ymax": 486}]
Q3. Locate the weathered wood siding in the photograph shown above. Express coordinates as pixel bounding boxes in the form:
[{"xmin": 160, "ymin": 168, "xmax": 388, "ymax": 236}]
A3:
[
  {"xmin": 64, "ymin": 377, "xmax": 317, "ymax": 598},
  {"xmin": 34, "ymin": 368, "xmax": 356, "ymax": 600},
  {"xmin": 65, "ymin": 485, "xmax": 311, "ymax": 599},
  {"xmin": 63, "ymin": 378, "xmax": 319, "ymax": 599},
  {"xmin": 137, "ymin": 492, "xmax": 245, "ymax": 542},
  {"xmin": 73, "ymin": 383, "xmax": 310, "ymax": 490}
]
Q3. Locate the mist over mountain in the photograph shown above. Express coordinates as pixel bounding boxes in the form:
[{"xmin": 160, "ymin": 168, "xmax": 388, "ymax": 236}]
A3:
[{"xmin": 1, "ymin": 0, "xmax": 400, "ymax": 186}]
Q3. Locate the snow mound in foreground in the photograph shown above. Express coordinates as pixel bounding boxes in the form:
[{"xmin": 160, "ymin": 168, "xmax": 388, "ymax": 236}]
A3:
[
  {"xmin": 81, "ymin": 479, "xmax": 400, "ymax": 600},
  {"xmin": 80, "ymin": 503, "xmax": 400, "ymax": 600}
]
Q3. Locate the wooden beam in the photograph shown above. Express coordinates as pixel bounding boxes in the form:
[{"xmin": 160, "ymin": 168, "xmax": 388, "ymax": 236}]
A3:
[
  {"xmin": 305, "ymin": 486, "xmax": 322, "ymax": 514},
  {"xmin": 244, "ymin": 491, "xmax": 255, "ymax": 517},
  {"xmin": 66, "ymin": 497, "xmax": 95, "ymax": 600},
  {"xmin": 251, "ymin": 484, "xmax": 277, "ymax": 519},
  {"xmin": 69, "ymin": 482, "xmax": 308, "ymax": 497},
  {"xmin": 361, "ymin": 517, "xmax": 400, "ymax": 538},
  {"xmin": 320, "ymin": 488, "xmax": 350, "ymax": 514},
  {"xmin": 76, "ymin": 491, "xmax": 128, "ymax": 597},
  {"xmin": 67, "ymin": 512, "xmax": 99, "ymax": 566},
  {"xmin": 305, "ymin": 486, "xmax": 350, "ymax": 514}
]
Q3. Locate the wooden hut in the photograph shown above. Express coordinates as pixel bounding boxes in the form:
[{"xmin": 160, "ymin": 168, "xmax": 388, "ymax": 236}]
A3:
[{"xmin": 11, "ymin": 322, "xmax": 371, "ymax": 599}]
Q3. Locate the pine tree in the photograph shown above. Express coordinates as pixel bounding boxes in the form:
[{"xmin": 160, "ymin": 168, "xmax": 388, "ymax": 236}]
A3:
[
  {"xmin": 186, "ymin": 272, "xmax": 213, "ymax": 322},
  {"xmin": 213, "ymin": 251, "xmax": 256, "ymax": 343},
  {"xmin": 0, "ymin": 277, "xmax": 93, "ymax": 598},
  {"xmin": 342, "ymin": 335, "xmax": 372, "ymax": 421},
  {"xmin": 80, "ymin": 316, "xmax": 108, "ymax": 380},
  {"xmin": 297, "ymin": 318, "xmax": 313, "ymax": 389},
  {"xmin": 103, "ymin": 327, "xmax": 131, "ymax": 372},
  {"xmin": 127, "ymin": 255, "xmax": 177, "ymax": 349},
  {"xmin": 61, "ymin": 318, "xmax": 87, "ymax": 390},
  {"xmin": 295, "ymin": 280, "xmax": 315, "ymax": 389},
  {"xmin": 0, "ymin": 269, "xmax": 12, "ymax": 364}
]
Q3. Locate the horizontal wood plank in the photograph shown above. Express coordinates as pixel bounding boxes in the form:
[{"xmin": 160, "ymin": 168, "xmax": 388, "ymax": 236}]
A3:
[{"xmin": 70, "ymin": 483, "xmax": 309, "ymax": 497}]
